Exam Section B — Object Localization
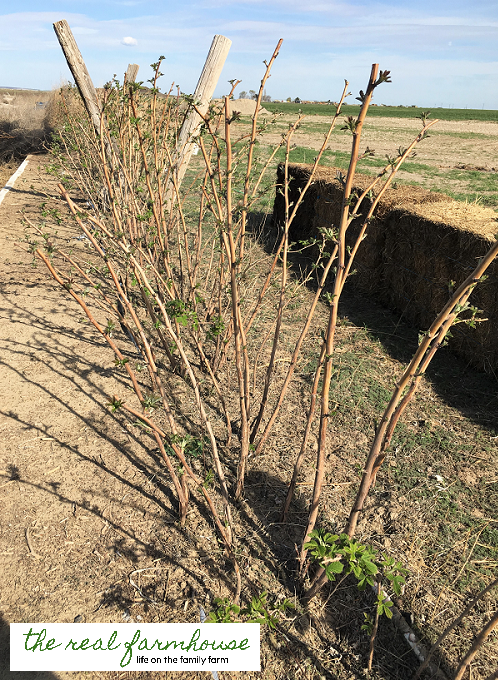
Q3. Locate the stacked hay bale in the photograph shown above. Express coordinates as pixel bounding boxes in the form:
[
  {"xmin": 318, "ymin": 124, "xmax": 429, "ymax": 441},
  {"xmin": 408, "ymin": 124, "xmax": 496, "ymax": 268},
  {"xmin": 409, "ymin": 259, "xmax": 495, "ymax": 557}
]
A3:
[
  {"xmin": 213, "ymin": 98, "xmax": 271, "ymax": 116},
  {"xmin": 273, "ymin": 163, "xmax": 498, "ymax": 374}
]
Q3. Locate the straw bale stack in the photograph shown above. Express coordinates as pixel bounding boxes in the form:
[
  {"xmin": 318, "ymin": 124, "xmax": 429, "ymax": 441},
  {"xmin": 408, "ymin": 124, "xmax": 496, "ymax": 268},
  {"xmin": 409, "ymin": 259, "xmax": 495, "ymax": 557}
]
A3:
[
  {"xmin": 272, "ymin": 163, "xmax": 498, "ymax": 374},
  {"xmin": 213, "ymin": 98, "xmax": 271, "ymax": 116}
]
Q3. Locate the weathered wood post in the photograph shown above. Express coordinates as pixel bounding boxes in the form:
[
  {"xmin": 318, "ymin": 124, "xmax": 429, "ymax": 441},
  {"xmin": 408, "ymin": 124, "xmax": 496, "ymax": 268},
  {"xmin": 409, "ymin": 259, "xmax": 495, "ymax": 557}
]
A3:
[
  {"xmin": 125, "ymin": 63, "xmax": 140, "ymax": 85},
  {"xmin": 53, "ymin": 20, "xmax": 102, "ymax": 137},
  {"xmin": 54, "ymin": 22, "xmax": 230, "ymax": 207},
  {"xmin": 172, "ymin": 35, "xmax": 231, "ymax": 192},
  {"xmin": 53, "ymin": 19, "xmax": 127, "ymax": 201}
]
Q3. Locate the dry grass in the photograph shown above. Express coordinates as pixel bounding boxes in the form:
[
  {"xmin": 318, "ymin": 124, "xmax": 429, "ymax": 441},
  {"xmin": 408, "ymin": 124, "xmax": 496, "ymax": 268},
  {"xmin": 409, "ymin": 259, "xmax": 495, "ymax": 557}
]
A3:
[{"xmin": 0, "ymin": 88, "xmax": 53, "ymax": 162}]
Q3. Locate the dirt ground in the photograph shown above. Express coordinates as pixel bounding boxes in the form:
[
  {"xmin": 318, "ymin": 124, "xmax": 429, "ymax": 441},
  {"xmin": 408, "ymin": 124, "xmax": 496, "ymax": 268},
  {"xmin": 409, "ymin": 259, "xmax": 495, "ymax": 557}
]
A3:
[
  {"xmin": 1, "ymin": 145, "xmax": 497, "ymax": 680},
  {"xmin": 0, "ymin": 156, "xmax": 234, "ymax": 679}
]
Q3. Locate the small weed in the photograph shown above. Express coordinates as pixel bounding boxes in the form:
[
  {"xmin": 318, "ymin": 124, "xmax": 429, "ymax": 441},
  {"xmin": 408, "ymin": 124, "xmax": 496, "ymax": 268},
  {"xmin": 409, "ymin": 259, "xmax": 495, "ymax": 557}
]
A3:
[
  {"xmin": 142, "ymin": 393, "xmax": 162, "ymax": 410},
  {"xmin": 207, "ymin": 591, "xmax": 295, "ymax": 628},
  {"xmin": 305, "ymin": 529, "xmax": 407, "ymax": 598},
  {"xmin": 169, "ymin": 433, "xmax": 207, "ymax": 459}
]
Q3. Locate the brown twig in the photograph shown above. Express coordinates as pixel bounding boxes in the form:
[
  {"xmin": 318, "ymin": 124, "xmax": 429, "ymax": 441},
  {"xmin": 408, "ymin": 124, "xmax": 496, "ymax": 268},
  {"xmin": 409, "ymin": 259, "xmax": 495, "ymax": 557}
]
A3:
[
  {"xmin": 25, "ymin": 527, "xmax": 41, "ymax": 559},
  {"xmin": 345, "ymin": 234, "xmax": 498, "ymax": 541},
  {"xmin": 454, "ymin": 609, "xmax": 498, "ymax": 680},
  {"xmin": 414, "ymin": 577, "xmax": 498, "ymax": 679},
  {"xmin": 299, "ymin": 63, "xmax": 382, "ymax": 571}
]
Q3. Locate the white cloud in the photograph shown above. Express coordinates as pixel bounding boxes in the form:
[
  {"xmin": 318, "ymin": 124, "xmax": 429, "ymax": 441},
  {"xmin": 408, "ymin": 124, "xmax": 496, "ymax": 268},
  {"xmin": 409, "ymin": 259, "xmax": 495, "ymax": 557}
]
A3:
[{"xmin": 121, "ymin": 36, "xmax": 137, "ymax": 46}]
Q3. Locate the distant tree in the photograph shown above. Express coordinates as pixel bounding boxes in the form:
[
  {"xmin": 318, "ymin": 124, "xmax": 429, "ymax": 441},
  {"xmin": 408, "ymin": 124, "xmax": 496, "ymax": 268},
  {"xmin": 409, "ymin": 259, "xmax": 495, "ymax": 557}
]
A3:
[
  {"xmin": 294, "ymin": 97, "xmax": 301, "ymax": 104},
  {"xmin": 248, "ymin": 90, "xmax": 257, "ymax": 100},
  {"xmin": 261, "ymin": 94, "xmax": 272, "ymax": 102},
  {"xmin": 286, "ymin": 97, "xmax": 291, "ymax": 103},
  {"xmin": 239, "ymin": 90, "xmax": 247, "ymax": 99}
]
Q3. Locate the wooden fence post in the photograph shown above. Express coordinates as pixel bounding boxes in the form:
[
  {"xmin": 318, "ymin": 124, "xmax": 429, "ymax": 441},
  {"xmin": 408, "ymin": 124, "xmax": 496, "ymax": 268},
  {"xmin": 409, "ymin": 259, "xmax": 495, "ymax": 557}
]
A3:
[
  {"xmin": 53, "ymin": 20, "xmax": 102, "ymax": 137},
  {"xmin": 54, "ymin": 22, "xmax": 230, "ymax": 207},
  {"xmin": 125, "ymin": 64, "xmax": 140, "ymax": 85},
  {"xmin": 173, "ymin": 34, "xmax": 232, "ymax": 191}
]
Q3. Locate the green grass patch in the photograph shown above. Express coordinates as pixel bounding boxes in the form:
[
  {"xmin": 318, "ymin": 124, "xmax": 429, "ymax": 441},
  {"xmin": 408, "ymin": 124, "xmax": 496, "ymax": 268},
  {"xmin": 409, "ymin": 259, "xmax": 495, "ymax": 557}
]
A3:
[{"xmin": 432, "ymin": 130, "xmax": 495, "ymax": 140}]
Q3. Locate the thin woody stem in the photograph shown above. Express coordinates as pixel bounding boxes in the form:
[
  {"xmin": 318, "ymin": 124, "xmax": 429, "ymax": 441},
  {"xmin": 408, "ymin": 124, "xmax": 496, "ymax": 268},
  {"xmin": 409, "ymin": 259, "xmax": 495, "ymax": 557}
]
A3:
[
  {"xmin": 119, "ymin": 400, "xmax": 241, "ymax": 602},
  {"xmin": 299, "ymin": 64, "xmax": 380, "ymax": 570},
  {"xmin": 253, "ymin": 244, "xmax": 338, "ymax": 457},
  {"xmin": 57, "ymin": 184, "xmax": 173, "ymax": 419},
  {"xmin": 345, "ymin": 236, "xmax": 498, "ymax": 540},
  {"xmin": 413, "ymin": 577, "xmax": 498, "ymax": 679},
  {"xmin": 454, "ymin": 610, "xmax": 498, "ymax": 680},
  {"xmin": 242, "ymin": 81, "xmax": 349, "ymax": 341},
  {"xmin": 221, "ymin": 96, "xmax": 251, "ymax": 500},
  {"xmin": 239, "ymin": 39, "xmax": 283, "ymax": 260},
  {"xmin": 250, "ymin": 116, "xmax": 304, "ymax": 443},
  {"xmin": 368, "ymin": 583, "xmax": 381, "ymax": 671},
  {"xmin": 299, "ymin": 84, "xmax": 441, "ymax": 581},
  {"xmin": 35, "ymin": 249, "xmax": 144, "ymax": 404}
]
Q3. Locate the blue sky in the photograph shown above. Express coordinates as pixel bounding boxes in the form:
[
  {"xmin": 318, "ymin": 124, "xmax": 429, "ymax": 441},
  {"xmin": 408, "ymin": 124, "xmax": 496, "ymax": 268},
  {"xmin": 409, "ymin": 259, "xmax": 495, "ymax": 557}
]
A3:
[{"xmin": 1, "ymin": 0, "xmax": 498, "ymax": 108}]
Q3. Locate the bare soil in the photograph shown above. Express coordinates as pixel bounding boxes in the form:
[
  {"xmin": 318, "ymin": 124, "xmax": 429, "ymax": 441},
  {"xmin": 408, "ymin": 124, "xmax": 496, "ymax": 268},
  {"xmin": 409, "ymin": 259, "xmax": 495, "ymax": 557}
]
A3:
[
  {"xmin": 213, "ymin": 99, "xmax": 271, "ymax": 116},
  {"xmin": 0, "ymin": 150, "xmax": 497, "ymax": 680}
]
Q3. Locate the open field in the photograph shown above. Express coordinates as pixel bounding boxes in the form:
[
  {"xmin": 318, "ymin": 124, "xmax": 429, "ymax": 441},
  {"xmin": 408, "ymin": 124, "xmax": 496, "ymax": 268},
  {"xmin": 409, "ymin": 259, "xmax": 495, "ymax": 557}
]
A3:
[
  {"xmin": 1, "ymin": 92, "xmax": 497, "ymax": 207},
  {"xmin": 233, "ymin": 110, "xmax": 498, "ymax": 210},
  {"xmin": 0, "ymin": 92, "xmax": 497, "ymax": 680},
  {"xmin": 264, "ymin": 102, "xmax": 498, "ymax": 123}
]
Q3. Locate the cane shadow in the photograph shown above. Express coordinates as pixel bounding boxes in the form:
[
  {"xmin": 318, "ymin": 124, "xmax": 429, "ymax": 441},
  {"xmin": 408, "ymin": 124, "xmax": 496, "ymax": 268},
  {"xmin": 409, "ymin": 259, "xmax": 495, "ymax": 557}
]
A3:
[
  {"xmin": 238, "ymin": 468, "xmax": 309, "ymax": 588},
  {"xmin": 4, "ymin": 473, "xmax": 236, "ymax": 620}
]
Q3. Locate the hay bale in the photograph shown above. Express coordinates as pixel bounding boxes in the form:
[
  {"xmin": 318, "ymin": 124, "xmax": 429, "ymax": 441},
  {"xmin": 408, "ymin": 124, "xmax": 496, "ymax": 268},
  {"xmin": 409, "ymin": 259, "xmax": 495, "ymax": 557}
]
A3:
[
  {"xmin": 213, "ymin": 98, "xmax": 270, "ymax": 116},
  {"xmin": 272, "ymin": 163, "xmax": 498, "ymax": 375}
]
